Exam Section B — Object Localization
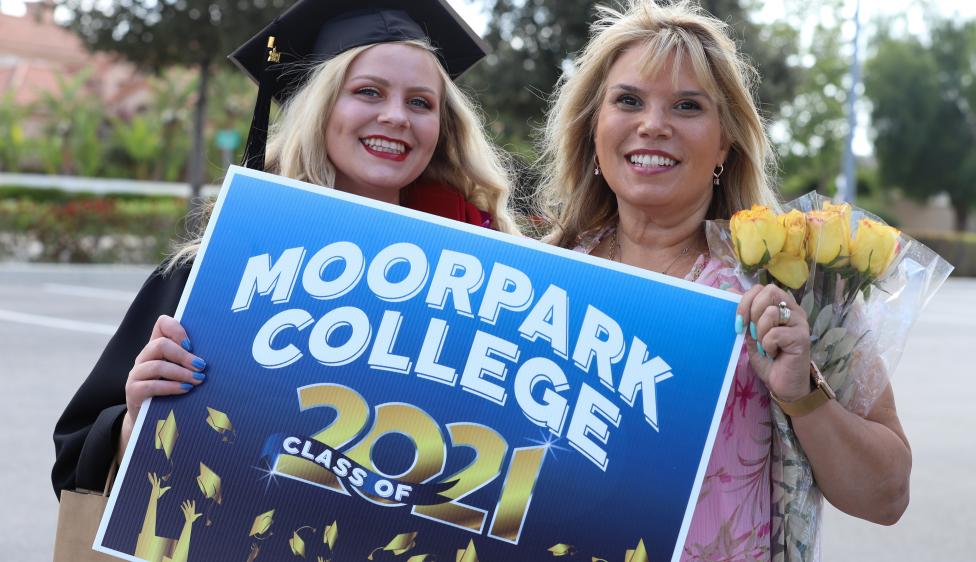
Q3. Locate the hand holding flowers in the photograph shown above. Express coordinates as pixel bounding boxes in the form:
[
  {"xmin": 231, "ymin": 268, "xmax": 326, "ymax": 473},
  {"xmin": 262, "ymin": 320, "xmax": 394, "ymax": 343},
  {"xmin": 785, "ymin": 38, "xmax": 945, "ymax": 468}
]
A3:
[
  {"xmin": 707, "ymin": 191, "xmax": 952, "ymax": 562},
  {"xmin": 735, "ymin": 283, "xmax": 812, "ymax": 403}
]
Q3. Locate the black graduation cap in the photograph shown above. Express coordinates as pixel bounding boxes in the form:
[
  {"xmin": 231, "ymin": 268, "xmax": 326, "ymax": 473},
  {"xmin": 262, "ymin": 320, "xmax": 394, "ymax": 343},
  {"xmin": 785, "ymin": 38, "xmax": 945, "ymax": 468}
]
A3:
[{"xmin": 229, "ymin": 0, "xmax": 489, "ymax": 172}]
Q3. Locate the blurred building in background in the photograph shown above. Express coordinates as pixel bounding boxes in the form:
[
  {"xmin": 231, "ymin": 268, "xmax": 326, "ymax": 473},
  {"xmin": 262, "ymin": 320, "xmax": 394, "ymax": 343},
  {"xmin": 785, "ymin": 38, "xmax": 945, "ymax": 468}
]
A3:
[
  {"xmin": 891, "ymin": 195, "xmax": 975, "ymax": 233},
  {"xmin": 0, "ymin": 1, "xmax": 150, "ymax": 134}
]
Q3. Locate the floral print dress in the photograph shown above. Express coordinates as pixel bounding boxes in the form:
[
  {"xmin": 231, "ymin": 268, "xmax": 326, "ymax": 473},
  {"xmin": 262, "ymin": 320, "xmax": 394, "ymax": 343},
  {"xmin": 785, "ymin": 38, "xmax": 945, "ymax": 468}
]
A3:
[{"xmin": 574, "ymin": 229, "xmax": 772, "ymax": 562}]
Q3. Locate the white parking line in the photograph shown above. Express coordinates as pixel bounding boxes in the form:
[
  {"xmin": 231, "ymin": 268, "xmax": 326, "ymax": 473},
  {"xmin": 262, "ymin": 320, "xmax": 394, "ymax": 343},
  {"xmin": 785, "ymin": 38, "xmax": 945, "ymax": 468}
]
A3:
[
  {"xmin": 43, "ymin": 283, "xmax": 136, "ymax": 302},
  {"xmin": 0, "ymin": 309, "xmax": 117, "ymax": 335}
]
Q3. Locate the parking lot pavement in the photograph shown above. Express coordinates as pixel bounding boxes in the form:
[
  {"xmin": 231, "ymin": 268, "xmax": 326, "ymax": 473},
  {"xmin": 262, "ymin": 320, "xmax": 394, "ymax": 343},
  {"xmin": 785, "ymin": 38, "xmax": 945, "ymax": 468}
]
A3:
[
  {"xmin": 0, "ymin": 263, "xmax": 152, "ymax": 561},
  {"xmin": 821, "ymin": 276, "xmax": 976, "ymax": 560},
  {"xmin": 1, "ymin": 263, "xmax": 973, "ymax": 561}
]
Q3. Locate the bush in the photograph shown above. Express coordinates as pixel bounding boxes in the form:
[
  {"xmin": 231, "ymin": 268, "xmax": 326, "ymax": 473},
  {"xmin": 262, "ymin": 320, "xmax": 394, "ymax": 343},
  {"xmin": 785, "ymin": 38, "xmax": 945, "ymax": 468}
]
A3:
[
  {"xmin": 909, "ymin": 230, "xmax": 976, "ymax": 277},
  {"xmin": 0, "ymin": 193, "xmax": 187, "ymax": 263}
]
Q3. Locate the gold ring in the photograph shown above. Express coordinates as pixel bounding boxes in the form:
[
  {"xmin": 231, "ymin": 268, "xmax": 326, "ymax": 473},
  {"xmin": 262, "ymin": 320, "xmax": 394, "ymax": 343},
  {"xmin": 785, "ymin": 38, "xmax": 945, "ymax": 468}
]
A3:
[{"xmin": 777, "ymin": 301, "xmax": 791, "ymax": 326}]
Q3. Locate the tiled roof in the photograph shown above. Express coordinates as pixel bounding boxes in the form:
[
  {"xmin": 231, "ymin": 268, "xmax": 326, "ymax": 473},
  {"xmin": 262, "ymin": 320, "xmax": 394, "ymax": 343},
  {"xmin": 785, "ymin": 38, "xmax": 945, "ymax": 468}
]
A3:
[
  {"xmin": 0, "ymin": 11, "xmax": 89, "ymax": 66},
  {"xmin": 0, "ymin": 6, "xmax": 149, "ymax": 111}
]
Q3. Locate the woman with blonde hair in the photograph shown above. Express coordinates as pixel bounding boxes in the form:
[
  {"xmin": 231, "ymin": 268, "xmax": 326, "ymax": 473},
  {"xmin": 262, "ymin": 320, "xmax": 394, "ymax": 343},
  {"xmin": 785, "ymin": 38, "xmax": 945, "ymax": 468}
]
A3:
[
  {"xmin": 53, "ymin": 0, "xmax": 517, "ymax": 502},
  {"xmin": 539, "ymin": 1, "xmax": 909, "ymax": 559},
  {"xmin": 259, "ymin": 42, "xmax": 515, "ymax": 232}
]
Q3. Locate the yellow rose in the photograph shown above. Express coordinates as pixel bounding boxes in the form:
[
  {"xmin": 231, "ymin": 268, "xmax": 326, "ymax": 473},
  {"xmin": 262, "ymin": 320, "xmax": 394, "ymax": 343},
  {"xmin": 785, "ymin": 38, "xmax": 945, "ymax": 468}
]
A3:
[
  {"xmin": 850, "ymin": 218, "xmax": 900, "ymax": 277},
  {"xmin": 765, "ymin": 210, "xmax": 809, "ymax": 288},
  {"xmin": 730, "ymin": 205, "xmax": 786, "ymax": 267},
  {"xmin": 766, "ymin": 253, "xmax": 809, "ymax": 289},
  {"xmin": 806, "ymin": 202, "xmax": 851, "ymax": 266},
  {"xmin": 780, "ymin": 209, "xmax": 807, "ymax": 257}
]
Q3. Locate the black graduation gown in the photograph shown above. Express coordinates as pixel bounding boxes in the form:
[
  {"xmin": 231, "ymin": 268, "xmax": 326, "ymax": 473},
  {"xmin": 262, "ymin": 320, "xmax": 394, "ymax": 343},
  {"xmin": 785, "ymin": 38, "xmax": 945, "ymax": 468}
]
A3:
[{"xmin": 51, "ymin": 263, "xmax": 191, "ymax": 497}]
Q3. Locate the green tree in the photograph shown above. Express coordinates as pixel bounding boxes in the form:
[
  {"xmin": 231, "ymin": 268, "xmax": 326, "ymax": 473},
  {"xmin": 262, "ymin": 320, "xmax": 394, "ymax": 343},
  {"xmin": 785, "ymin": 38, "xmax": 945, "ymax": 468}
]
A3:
[
  {"xmin": 204, "ymin": 69, "xmax": 263, "ymax": 180},
  {"xmin": 149, "ymin": 68, "xmax": 198, "ymax": 182},
  {"xmin": 31, "ymin": 69, "xmax": 106, "ymax": 176},
  {"xmin": 101, "ymin": 69, "xmax": 196, "ymax": 181},
  {"xmin": 461, "ymin": 0, "xmax": 595, "ymax": 156},
  {"xmin": 698, "ymin": 0, "xmax": 800, "ymax": 116},
  {"xmin": 0, "ymin": 92, "xmax": 27, "ymax": 172},
  {"xmin": 110, "ymin": 115, "xmax": 164, "ymax": 180},
  {"xmin": 775, "ymin": 9, "xmax": 849, "ymax": 196},
  {"xmin": 865, "ymin": 19, "xmax": 976, "ymax": 231},
  {"xmin": 57, "ymin": 0, "xmax": 290, "ymax": 207}
]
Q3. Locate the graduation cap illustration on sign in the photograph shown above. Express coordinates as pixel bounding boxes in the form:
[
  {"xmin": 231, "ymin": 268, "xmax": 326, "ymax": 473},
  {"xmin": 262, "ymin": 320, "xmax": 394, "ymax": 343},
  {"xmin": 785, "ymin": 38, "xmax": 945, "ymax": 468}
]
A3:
[
  {"xmin": 323, "ymin": 520, "xmax": 338, "ymax": 551},
  {"xmin": 205, "ymin": 406, "xmax": 237, "ymax": 443},
  {"xmin": 196, "ymin": 462, "xmax": 223, "ymax": 526},
  {"xmin": 196, "ymin": 462, "xmax": 222, "ymax": 505},
  {"xmin": 250, "ymin": 509, "xmax": 275, "ymax": 537},
  {"xmin": 228, "ymin": 0, "xmax": 489, "ymax": 172},
  {"xmin": 154, "ymin": 410, "xmax": 178, "ymax": 461}
]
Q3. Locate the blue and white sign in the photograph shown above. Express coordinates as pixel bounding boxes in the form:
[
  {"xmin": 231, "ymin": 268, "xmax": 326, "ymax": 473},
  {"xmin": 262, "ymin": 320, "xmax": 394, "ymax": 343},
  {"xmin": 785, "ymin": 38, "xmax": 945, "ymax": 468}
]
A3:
[{"xmin": 96, "ymin": 166, "xmax": 742, "ymax": 562}]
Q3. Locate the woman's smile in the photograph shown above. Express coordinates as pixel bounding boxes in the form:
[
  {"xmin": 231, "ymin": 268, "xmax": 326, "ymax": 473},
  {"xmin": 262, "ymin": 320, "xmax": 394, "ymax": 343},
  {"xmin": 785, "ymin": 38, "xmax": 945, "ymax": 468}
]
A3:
[
  {"xmin": 624, "ymin": 149, "xmax": 680, "ymax": 175},
  {"xmin": 360, "ymin": 135, "xmax": 411, "ymax": 161}
]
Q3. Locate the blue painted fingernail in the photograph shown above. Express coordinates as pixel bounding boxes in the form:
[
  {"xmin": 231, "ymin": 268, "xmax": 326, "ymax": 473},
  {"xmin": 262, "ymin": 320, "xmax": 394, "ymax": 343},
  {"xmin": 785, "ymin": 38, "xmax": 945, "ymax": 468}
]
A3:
[
  {"xmin": 757, "ymin": 341, "xmax": 767, "ymax": 357},
  {"xmin": 750, "ymin": 321, "xmax": 757, "ymax": 340},
  {"xmin": 734, "ymin": 314, "xmax": 744, "ymax": 335},
  {"xmin": 193, "ymin": 372, "xmax": 207, "ymax": 382},
  {"xmin": 191, "ymin": 357, "xmax": 207, "ymax": 371},
  {"xmin": 180, "ymin": 382, "xmax": 193, "ymax": 391},
  {"xmin": 181, "ymin": 338, "xmax": 192, "ymax": 352}
]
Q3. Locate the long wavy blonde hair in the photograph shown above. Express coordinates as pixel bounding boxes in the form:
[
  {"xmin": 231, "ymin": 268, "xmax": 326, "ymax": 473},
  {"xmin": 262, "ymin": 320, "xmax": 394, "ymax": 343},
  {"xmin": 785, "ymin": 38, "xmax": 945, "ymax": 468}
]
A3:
[
  {"xmin": 169, "ymin": 39, "xmax": 516, "ymax": 269},
  {"xmin": 538, "ymin": 0, "xmax": 779, "ymax": 248}
]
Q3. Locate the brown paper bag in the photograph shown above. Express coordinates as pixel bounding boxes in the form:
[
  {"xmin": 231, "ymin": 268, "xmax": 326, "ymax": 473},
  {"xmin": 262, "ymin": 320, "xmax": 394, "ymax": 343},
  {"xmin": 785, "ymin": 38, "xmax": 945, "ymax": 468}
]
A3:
[{"xmin": 53, "ymin": 464, "xmax": 119, "ymax": 562}]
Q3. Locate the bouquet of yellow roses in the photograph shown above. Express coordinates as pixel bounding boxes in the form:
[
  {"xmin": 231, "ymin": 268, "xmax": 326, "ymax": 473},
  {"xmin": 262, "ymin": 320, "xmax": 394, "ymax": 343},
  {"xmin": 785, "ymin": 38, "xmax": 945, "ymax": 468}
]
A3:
[{"xmin": 705, "ymin": 191, "xmax": 953, "ymax": 561}]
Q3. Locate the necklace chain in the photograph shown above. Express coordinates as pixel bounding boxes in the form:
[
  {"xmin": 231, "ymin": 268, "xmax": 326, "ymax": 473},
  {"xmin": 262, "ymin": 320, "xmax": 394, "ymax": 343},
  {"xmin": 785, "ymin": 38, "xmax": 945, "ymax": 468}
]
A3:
[{"xmin": 608, "ymin": 226, "xmax": 695, "ymax": 277}]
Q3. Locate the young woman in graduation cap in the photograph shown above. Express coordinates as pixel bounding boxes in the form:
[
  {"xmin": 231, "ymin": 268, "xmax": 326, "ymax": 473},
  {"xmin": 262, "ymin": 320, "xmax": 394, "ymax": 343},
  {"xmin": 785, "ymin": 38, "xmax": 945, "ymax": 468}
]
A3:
[{"xmin": 52, "ymin": 0, "xmax": 517, "ymax": 497}]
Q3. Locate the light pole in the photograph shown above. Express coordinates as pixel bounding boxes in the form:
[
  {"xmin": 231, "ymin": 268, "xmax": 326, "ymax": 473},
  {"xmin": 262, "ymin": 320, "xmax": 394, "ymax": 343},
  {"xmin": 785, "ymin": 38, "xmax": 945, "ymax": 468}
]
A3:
[{"xmin": 841, "ymin": 0, "xmax": 862, "ymax": 203}]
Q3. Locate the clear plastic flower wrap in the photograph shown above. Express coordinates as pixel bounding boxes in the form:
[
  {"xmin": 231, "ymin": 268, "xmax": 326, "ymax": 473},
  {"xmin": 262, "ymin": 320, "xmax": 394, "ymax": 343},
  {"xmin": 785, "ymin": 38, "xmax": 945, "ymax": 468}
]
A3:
[{"xmin": 704, "ymin": 191, "xmax": 953, "ymax": 561}]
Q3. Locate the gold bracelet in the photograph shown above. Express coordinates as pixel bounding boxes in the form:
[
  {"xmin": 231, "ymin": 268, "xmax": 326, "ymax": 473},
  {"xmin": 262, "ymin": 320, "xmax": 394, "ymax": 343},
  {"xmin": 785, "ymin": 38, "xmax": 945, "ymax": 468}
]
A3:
[{"xmin": 771, "ymin": 361, "xmax": 835, "ymax": 417}]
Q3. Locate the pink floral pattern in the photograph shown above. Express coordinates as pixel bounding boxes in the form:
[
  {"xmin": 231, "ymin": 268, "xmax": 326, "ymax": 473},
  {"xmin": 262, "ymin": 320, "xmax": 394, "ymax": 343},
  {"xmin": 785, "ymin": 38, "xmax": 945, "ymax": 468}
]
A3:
[
  {"xmin": 681, "ymin": 255, "xmax": 772, "ymax": 562},
  {"xmin": 574, "ymin": 231, "xmax": 772, "ymax": 562}
]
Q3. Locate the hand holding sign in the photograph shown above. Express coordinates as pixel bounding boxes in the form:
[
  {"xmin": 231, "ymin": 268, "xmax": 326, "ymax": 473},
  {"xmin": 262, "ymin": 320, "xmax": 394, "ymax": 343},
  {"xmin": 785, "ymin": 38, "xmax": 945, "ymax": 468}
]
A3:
[{"xmin": 95, "ymin": 168, "xmax": 741, "ymax": 561}]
